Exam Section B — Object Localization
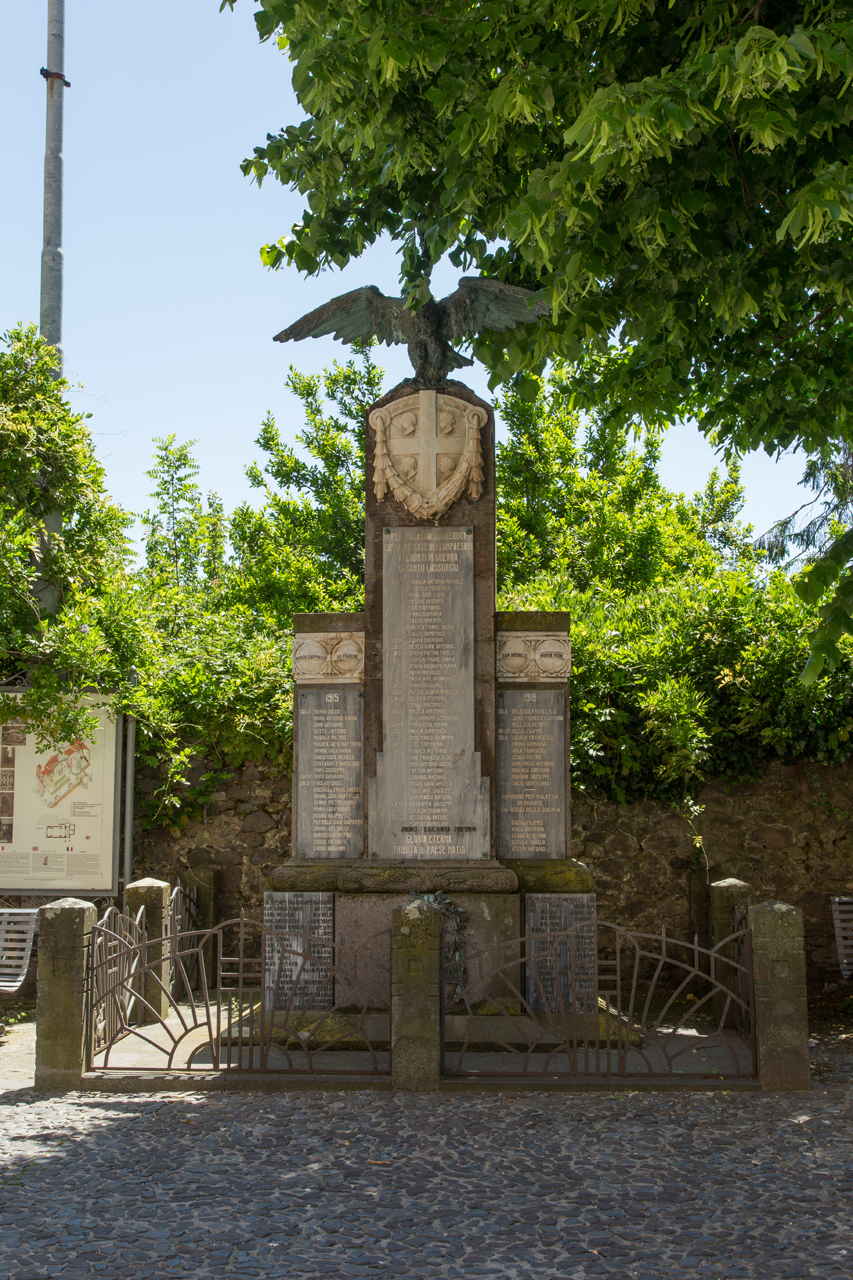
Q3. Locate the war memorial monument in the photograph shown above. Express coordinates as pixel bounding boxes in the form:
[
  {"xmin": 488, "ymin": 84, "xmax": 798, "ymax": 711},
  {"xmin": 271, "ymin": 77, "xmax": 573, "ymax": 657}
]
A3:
[
  {"xmin": 30, "ymin": 282, "xmax": 805, "ymax": 1095},
  {"xmin": 263, "ymin": 277, "xmax": 596, "ymax": 1014}
]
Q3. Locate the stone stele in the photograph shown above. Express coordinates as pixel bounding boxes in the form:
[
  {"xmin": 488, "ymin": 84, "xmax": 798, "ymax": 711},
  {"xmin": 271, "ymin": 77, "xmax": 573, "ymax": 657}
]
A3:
[{"xmin": 368, "ymin": 525, "xmax": 490, "ymax": 860}]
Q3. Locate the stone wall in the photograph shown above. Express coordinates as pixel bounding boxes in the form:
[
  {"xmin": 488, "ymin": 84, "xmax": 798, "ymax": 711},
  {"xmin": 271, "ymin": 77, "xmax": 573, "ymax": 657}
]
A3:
[
  {"xmin": 133, "ymin": 755, "xmax": 853, "ymax": 995},
  {"xmin": 574, "ymin": 758, "xmax": 853, "ymax": 995},
  {"xmin": 133, "ymin": 758, "xmax": 290, "ymax": 922}
]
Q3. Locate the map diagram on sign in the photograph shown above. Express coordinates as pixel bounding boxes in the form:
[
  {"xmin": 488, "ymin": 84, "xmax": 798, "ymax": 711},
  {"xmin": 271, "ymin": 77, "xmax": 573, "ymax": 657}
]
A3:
[{"xmin": 34, "ymin": 740, "xmax": 92, "ymax": 808}]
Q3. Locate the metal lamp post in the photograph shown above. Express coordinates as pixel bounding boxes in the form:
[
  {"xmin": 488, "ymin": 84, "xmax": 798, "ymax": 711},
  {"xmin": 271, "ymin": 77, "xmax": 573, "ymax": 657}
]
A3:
[{"xmin": 40, "ymin": 0, "xmax": 69, "ymax": 358}]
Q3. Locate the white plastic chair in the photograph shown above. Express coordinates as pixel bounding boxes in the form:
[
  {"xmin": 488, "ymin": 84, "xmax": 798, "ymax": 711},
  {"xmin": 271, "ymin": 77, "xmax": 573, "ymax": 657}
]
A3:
[{"xmin": 0, "ymin": 910, "xmax": 38, "ymax": 995}]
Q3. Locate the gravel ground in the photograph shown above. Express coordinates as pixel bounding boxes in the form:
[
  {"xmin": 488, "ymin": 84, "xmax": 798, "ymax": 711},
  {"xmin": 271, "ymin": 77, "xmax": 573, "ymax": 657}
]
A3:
[{"xmin": 0, "ymin": 1083, "xmax": 851, "ymax": 1279}]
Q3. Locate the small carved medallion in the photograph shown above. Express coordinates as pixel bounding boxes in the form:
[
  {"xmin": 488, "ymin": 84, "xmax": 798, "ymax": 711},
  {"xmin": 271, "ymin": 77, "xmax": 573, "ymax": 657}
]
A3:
[
  {"xmin": 370, "ymin": 390, "xmax": 485, "ymax": 519},
  {"xmin": 293, "ymin": 632, "xmax": 365, "ymax": 684},
  {"xmin": 496, "ymin": 632, "xmax": 571, "ymax": 682}
]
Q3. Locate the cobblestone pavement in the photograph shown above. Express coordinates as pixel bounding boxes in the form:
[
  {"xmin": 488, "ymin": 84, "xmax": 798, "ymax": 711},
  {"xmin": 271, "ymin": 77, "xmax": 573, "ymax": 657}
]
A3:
[{"xmin": 0, "ymin": 1084, "xmax": 851, "ymax": 1280}]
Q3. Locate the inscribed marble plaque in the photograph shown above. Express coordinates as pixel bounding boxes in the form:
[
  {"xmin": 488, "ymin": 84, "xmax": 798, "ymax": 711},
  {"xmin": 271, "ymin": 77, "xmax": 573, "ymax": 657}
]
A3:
[
  {"xmin": 296, "ymin": 687, "xmax": 363, "ymax": 859},
  {"xmin": 293, "ymin": 632, "xmax": 364, "ymax": 684},
  {"xmin": 263, "ymin": 891, "xmax": 334, "ymax": 1011},
  {"xmin": 496, "ymin": 632, "xmax": 571, "ymax": 682},
  {"xmin": 497, "ymin": 690, "xmax": 565, "ymax": 859},
  {"xmin": 525, "ymin": 893, "xmax": 597, "ymax": 1014},
  {"xmin": 368, "ymin": 526, "xmax": 490, "ymax": 859}
]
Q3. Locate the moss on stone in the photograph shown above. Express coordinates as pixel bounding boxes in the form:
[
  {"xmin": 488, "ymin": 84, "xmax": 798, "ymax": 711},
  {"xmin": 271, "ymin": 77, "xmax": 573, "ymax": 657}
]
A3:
[{"xmin": 503, "ymin": 859, "xmax": 594, "ymax": 894}]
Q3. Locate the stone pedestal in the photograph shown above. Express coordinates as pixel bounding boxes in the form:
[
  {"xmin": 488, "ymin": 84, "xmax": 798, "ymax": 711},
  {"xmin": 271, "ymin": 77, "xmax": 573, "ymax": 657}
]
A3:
[
  {"xmin": 270, "ymin": 379, "xmax": 592, "ymax": 1086},
  {"xmin": 749, "ymin": 900, "xmax": 811, "ymax": 1091},
  {"xmin": 35, "ymin": 898, "xmax": 95, "ymax": 1091},
  {"xmin": 391, "ymin": 900, "xmax": 441, "ymax": 1091},
  {"xmin": 709, "ymin": 877, "xmax": 753, "ymax": 1025},
  {"xmin": 125, "ymin": 877, "xmax": 170, "ymax": 1023}
]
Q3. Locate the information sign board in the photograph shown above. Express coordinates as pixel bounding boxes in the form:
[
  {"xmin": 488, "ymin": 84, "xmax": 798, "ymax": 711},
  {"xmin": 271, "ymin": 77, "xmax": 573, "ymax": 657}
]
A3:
[{"xmin": 0, "ymin": 696, "xmax": 122, "ymax": 895}]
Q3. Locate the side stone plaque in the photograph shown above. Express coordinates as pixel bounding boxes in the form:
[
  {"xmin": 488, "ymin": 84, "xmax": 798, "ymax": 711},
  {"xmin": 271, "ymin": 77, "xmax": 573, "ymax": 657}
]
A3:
[
  {"xmin": 525, "ymin": 892, "xmax": 597, "ymax": 1014},
  {"xmin": 497, "ymin": 690, "xmax": 565, "ymax": 859},
  {"xmin": 293, "ymin": 632, "xmax": 364, "ymax": 684},
  {"xmin": 263, "ymin": 891, "xmax": 334, "ymax": 1011},
  {"xmin": 368, "ymin": 526, "xmax": 490, "ymax": 859},
  {"xmin": 496, "ymin": 632, "xmax": 571, "ymax": 682},
  {"xmin": 296, "ymin": 687, "xmax": 363, "ymax": 859}
]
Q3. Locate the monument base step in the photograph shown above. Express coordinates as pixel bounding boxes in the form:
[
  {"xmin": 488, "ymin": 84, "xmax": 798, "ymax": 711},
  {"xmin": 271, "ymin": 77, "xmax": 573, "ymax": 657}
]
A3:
[
  {"xmin": 267, "ymin": 858, "xmax": 594, "ymax": 895},
  {"xmin": 268, "ymin": 860, "xmax": 519, "ymax": 894},
  {"xmin": 225, "ymin": 1005, "xmax": 641, "ymax": 1050},
  {"xmin": 75, "ymin": 1069, "xmax": 761, "ymax": 1094},
  {"xmin": 79, "ymin": 1070, "xmax": 391, "ymax": 1092}
]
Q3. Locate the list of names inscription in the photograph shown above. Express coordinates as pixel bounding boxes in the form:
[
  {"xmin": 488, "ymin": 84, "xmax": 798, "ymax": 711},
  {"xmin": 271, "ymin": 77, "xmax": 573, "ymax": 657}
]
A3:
[
  {"xmin": 264, "ymin": 891, "xmax": 334, "ymax": 1011},
  {"xmin": 369, "ymin": 526, "xmax": 490, "ymax": 859},
  {"xmin": 497, "ymin": 690, "xmax": 565, "ymax": 859},
  {"xmin": 296, "ymin": 687, "xmax": 363, "ymax": 858},
  {"xmin": 526, "ymin": 892, "xmax": 597, "ymax": 1014}
]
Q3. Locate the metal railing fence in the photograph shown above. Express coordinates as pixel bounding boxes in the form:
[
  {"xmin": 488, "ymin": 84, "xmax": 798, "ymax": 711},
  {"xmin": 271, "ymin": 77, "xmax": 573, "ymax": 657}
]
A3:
[{"xmin": 441, "ymin": 920, "xmax": 756, "ymax": 1081}]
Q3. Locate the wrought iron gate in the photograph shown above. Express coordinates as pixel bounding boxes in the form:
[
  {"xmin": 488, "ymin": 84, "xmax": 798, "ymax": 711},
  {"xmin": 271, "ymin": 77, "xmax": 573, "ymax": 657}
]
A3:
[
  {"xmin": 87, "ymin": 908, "xmax": 391, "ymax": 1076},
  {"xmin": 88, "ymin": 902, "xmax": 755, "ymax": 1084},
  {"xmin": 441, "ymin": 921, "xmax": 756, "ymax": 1082}
]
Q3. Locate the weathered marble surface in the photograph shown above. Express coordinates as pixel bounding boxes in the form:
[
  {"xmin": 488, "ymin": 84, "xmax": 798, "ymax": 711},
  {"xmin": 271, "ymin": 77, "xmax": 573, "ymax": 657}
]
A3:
[
  {"xmin": 525, "ymin": 892, "xmax": 597, "ymax": 1015},
  {"xmin": 496, "ymin": 632, "xmax": 571, "ymax": 682},
  {"xmin": 295, "ymin": 687, "xmax": 363, "ymax": 860},
  {"xmin": 268, "ymin": 861, "xmax": 517, "ymax": 894},
  {"xmin": 370, "ymin": 390, "xmax": 486, "ymax": 519},
  {"xmin": 335, "ymin": 892, "xmax": 521, "ymax": 1008},
  {"xmin": 368, "ymin": 526, "xmax": 489, "ymax": 860},
  {"xmin": 263, "ymin": 891, "xmax": 334, "ymax": 1012},
  {"xmin": 497, "ymin": 689, "xmax": 565, "ymax": 859},
  {"xmin": 364, "ymin": 383, "xmax": 497, "ymax": 862},
  {"xmin": 503, "ymin": 859, "xmax": 593, "ymax": 894},
  {"xmin": 292, "ymin": 632, "xmax": 364, "ymax": 684}
]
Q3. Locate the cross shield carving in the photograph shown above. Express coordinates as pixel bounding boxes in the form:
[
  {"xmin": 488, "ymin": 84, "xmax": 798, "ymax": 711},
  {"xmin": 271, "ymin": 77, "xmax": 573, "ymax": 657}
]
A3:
[{"xmin": 370, "ymin": 390, "xmax": 485, "ymax": 518}]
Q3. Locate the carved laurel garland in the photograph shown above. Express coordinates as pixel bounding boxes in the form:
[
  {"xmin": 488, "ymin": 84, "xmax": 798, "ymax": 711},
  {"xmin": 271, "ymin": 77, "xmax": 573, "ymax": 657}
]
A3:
[{"xmin": 370, "ymin": 403, "xmax": 486, "ymax": 518}]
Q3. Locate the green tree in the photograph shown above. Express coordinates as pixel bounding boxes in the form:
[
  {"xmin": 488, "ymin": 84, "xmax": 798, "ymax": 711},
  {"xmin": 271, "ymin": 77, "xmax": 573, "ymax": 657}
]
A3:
[
  {"xmin": 496, "ymin": 373, "xmax": 756, "ymax": 594},
  {"xmin": 494, "ymin": 374, "xmax": 853, "ymax": 802},
  {"xmin": 8, "ymin": 329, "xmax": 853, "ymax": 819},
  {"xmin": 228, "ymin": 0, "xmax": 853, "ymax": 673},
  {"xmin": 761, "ymin": 443, "xmax": 853, "ymax": 569},
  {"xmin": 232, "ymin": 0, "xmax": 853, "ymax": 456},
  {"xmin": 0, "ymin": 324, "xmax": 132, "ymax": 745},
  {"xmin": 0, "ymin": 324, "xmax": 130, "ymax": 641},
  {"xmin": 141, "ymin": 437, "xmax": 223, "ymax": 593},
  {"xmin": 128, "ymin": 436, "xmax": 293, "ymax": 817},
  {"xmin": 227, "ymin": 343, "xmax": 381, "ymax": 622},
  {"xmin": 0, "ymin": 362, "xmax": 293, "ymax": 819}
]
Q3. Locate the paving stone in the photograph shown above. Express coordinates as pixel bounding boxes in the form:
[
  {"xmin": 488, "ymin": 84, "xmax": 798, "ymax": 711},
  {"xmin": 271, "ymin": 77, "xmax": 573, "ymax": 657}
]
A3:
[{"xmin": 1, "ymin": 1087, "xmax": 852, "ymax": 1277}]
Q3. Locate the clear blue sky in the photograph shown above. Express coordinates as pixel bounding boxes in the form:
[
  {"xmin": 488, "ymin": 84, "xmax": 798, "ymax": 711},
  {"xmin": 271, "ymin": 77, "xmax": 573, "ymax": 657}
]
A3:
[{"xmin": 1, "ymin": 0, "xmax": 807, "ymax": 544}]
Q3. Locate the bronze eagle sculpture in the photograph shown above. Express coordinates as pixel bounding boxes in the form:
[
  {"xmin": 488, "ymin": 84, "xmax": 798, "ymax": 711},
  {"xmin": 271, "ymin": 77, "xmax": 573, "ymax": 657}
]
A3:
[{"xmin": 274, "ymin": 277, "xmax": 548, "ymax": 385}]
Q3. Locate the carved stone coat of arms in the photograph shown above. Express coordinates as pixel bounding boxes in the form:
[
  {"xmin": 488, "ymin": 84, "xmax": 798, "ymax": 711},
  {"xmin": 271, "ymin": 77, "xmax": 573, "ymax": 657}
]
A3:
[{"xmin": 369, "ymin": 390, "xmax": 485, "ymax": 519}]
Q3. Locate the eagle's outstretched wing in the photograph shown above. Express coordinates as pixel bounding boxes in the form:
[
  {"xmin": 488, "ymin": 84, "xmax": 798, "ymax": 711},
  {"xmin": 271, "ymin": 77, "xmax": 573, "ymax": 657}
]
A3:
[
  {"xmin": 274, "ymin": 286, "xmax": 411, "ymax": 348},
  {"xmin": 438, "ymin": 277, "xmax": 549, "ymax": 341}
]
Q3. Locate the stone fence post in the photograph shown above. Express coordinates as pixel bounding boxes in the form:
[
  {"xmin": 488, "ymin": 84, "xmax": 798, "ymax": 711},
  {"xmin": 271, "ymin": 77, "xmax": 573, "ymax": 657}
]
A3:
[
  {"xmin": 180, "ymin": 866, "xmax": 220, "ymax": 990},
  {"xmin": 125, "ymin": 878, "xmax": 170, "ymax": 1023},
  {"xmin": 710, "ymin": 878, "xmax": 753, "ymax": 1024},
  {"xmin": 35, "ymin": 898, "xmax": 96, "ymax": 1092},
  {"xmin": 749, "ymin": 900, "xmax": 811, "ymax": 1092},
  {"xmin": 391, "ymin": 899, "xmax": 441, "ymax": 1092}
]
